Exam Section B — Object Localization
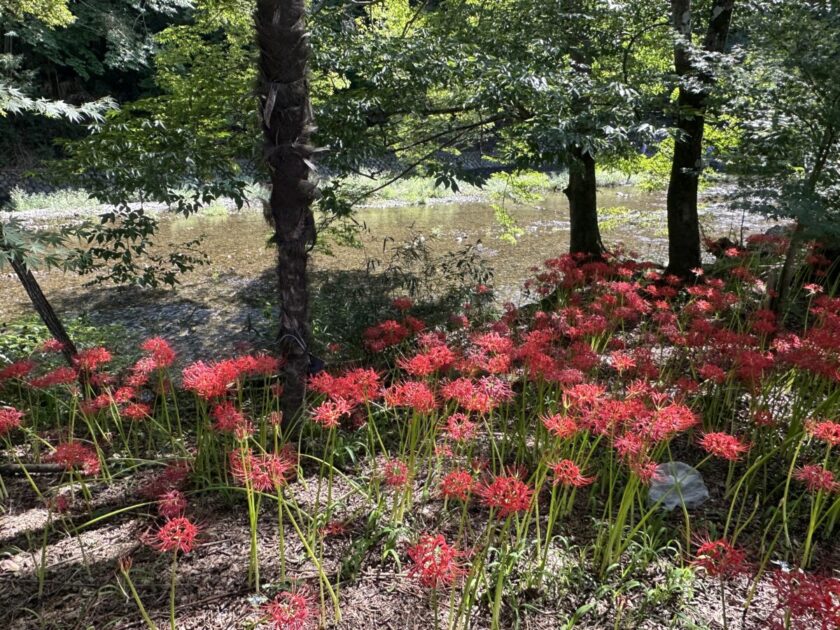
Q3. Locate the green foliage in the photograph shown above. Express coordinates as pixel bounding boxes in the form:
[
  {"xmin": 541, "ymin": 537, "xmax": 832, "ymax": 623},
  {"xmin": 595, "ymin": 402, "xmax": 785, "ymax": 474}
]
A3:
[
  {"xmin": 0, "ymin": 0, "xmax": 73, "ymax": 28},
  {"xmin": 0, "ymin": 313, "xmax": 124, "ymax": 361}
]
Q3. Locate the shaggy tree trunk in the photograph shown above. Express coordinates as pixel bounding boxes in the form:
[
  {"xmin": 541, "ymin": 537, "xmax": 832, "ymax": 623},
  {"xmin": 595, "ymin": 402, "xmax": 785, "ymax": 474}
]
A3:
[
  {"xmin": 565, "ymin": 146, "xmax": 603, "ymax": 258},
  {"xmin": 256, "ymin": 0, "xmax": 317, "ymax": 418},
  {"xmin": 665, "ymin": 0, "xmax": 735, "ymax": 278}
]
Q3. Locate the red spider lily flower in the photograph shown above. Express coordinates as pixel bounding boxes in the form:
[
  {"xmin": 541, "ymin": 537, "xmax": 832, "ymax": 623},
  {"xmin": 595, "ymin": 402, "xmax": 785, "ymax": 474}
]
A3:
[
  {"xmin": 363, "ymin": 319, "xmax": 410, "ymax": 351},
  {"xmin": 310, "ymin": 368, "xmax": 381, "ymax": 405},
  {"xmin": 39, "ymin": 338, "xmax": 65, "ymax": 353},
  {"xmin": 752, "ymin": 409, "xmax": 775, "ymax": 427},
  {"xmin": 450, "ymin": 314, "xmax": 469, "ymax": 329},
  {"xmin": 769, "ymin": 568, "xmax": 840, "ymax": 630},
  {"xmin": 541, "ymin": 413, "xmax": 579, "ymax": 440},
  {"xmin": 407, "ymin": 534, "xmax": 465, "ymax": 589},
  {"xmin": 122, "ymin": 402, "xmax": 151, "ymax": 420},
  {"xmin": 472, "ymin": 332, "xmax": 514, "ymax": 355},
  {"xmin": 383, "ymin": 381, "xmax": 437, "ymax": 414},
  {"xmin": 629, "ymin": 457, "xmax": 660, "ymax": 485},
  {"xmin": 268, "ymin": 411, "xmax": 283, "ymax": 427},
  {"xmin": 699, "ymin": 432, "xmax": 750, "ymax": 461},
  {"xmin": 398, "ymin": 345, "xmax": 456, "ymax": 377},
  {"xmin": 157, "ymin": 490, "xmax": 187, "ymax": 519},
  {"xmin": 140, "ymin": 337, "xmax": 176, "ymax": 369},
  {"xmin": 381, "ymin": 458, "xmax": 410, "ymax": 488},
  {"xmin": 141, "ymin": 461, "xmax": 191, "ymax": 499},
  {"xmin": 73, "ymin": 347, "xmax": 112, "ymax": 372},
  {"xmin": 182, "ymin": 361, "xmax": 226, "ymax": 399},
  {"xmin": 262, "ymin": 589, "xmax": 313, "ymax": 630},
  {"xmin": 692, "ymin": 538, "xmax": 749, "ymax": 579},
  {"xmin": 794, "ymin": 465, "xmax": 839, "ymax": 494},
  {"xmin": 647, "ymin": 404, "xmax": 699, "ymax": 442},
  {"xmin": 229, "ymin": 450, "xmax": 295, "ymax": 492},
  {"xmin": 211, "ymin": 401, "xmax": 251, "ymax": 434},
  {"xmin": 441, "ymin": 376, "xmax": 513, "ymax": 414},
  {"xmin": 804, "ymin": 283, "xmax": 824, "ymax": 296},
  {"xmin": 29, "ymin": 366, "xmax": 78, "ymax": 389},
  {"xmin": 319, "ymin": 520, "xmax": 348, "ymax": 538},
  {"xmin": 392, "ymin": 296, "xmax": 413, "ymax": 311},
  {"xmin": 310, "ymin": 398, "xmax": 351, "ymax": 429},
  {"xmin": 698, "ymin": 363, "xmax": 727, "ymax": 384},
  {"xmin": 47, "ymin": 442, "xmax": 100, "ymax": 476},
  {"xmin": 610, "ymin": 351, "xmax": 636, "ymax": 373},
  {"xmin": 0, "ymin": 406, "xmax": 24, "ymax": 435},
  {"xmin": 112, "ymin": 387, "xmax": 136, "ymax": 404},
  {"xmin": 440, "ymin": 470, "xmax": 475, "ymax": 501},
  {"xmin": 148, "ymin": 517, "xmax": 199, "ymax": 554},
  {"xmin": 403, "ymin": 315, "xmax": 425, "ymax": 333},
  {"xmin": 0, "ymin": 359, "xmax": 36, "ymax": 382},
  {"xmin": 806, "ymin": 420, "xmax": 840, "ymax": 447},
  {"xmin": 549, "ymin": 459, "xmax": 596, "ymax": 488},
  {"xmin": 478, "ymin": 473, "xmax": 533, "ymax": 518},
  {"xmin": 443, "ymin": 413, "xmax": 477, "ymax": 442}
]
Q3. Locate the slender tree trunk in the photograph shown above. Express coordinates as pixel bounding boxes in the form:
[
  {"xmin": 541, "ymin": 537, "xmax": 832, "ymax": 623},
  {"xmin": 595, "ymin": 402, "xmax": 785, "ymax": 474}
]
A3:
[
  {"xmin": 565, "ymin": 146, "xmax": 603, "ymax": 258},
  {"xmin": 665, "ymin": 0, "xmax": 735, "ymax": 278},
  {"xmin": 256, "ymin": 0, "xmax": 317, "ymax": 418},
  {"xmin": 0, "ymin": 221, "xmax": 77, "ymax": 364},
  {"xmin": 9, "ymin": 259, "xmax": 78, "ymax": 365}
]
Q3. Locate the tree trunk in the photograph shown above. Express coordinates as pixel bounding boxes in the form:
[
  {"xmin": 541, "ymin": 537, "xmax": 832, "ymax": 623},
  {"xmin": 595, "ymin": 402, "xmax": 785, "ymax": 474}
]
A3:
[
  {"xmin": 256, "ymin": 0, "xmax": 317, "ymax": 418},
  {"xmin": 0, "ymin": 220, "xmax": 77, "ymax": 364},
  {"xmin": 565, "ymin": 146, "xmax": 603, "ymax": 258},
  {"xmin": 665, "ymin": 0, "xmax": 735, "ymax": 278},
  {"xmin": 9, "ymin": 259, "xmax": 78, "ymax": 365}
]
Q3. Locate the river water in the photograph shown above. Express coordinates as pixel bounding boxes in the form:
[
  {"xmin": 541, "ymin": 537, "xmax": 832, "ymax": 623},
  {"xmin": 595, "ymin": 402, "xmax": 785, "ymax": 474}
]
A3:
[{"xmin": 0, "ymin": 186, "xmax": 778, "ymax": 358}]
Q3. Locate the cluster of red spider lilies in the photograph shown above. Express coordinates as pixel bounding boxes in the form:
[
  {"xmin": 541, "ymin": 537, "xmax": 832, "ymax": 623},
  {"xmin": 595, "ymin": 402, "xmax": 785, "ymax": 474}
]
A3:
[{"xmin": 2, "ymin": 237, "xmax": 839, "ymax": 629}]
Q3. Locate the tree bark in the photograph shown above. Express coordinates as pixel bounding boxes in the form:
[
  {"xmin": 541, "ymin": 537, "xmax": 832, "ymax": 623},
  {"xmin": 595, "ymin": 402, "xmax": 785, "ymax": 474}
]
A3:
[
  {"xmin": 256, "ymin": 0, "xmax": 317, "ymax": 418},
  {"xmin": 0, "ymin": 221, "xmax": 77, "ymax": 364},
  {"xmin": 565, "ymin": 146, "xmax": 603, "ymax": 258},
  {"xmin": 665, "ymin": 0, "xmax": 735, "ymax": 278},
  {"xmin": 9, "ymin": 259, "xmax": 78, "ymax": 365}
]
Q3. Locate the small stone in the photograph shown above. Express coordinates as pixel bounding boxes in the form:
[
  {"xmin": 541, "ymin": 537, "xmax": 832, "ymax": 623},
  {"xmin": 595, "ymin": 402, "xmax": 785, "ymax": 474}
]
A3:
[{"xmin": 648, "ymin": 461, "xmax": 709, "ymax": 511}]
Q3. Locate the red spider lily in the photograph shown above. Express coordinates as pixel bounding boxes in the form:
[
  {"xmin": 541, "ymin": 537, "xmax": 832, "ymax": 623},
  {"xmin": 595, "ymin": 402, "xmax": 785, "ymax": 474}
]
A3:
[
  {"xmin": 0, "ymin": 359, "xmax": 36, "ymax": 382},
  {"xmin": 363, "ymin": 319, "xmax": 410, "ymax": 352},
  {"xmin": 39, "ymin": 338, "xmax": 65, "ymax": 353},
  {"xmin": 692, "ymin": 538, "xmax": 749, "ymax": 579},
  {"xmin": 407, "ymin": 534, "xmax": 465, "ymax": 589},
  {"xmin": 141, "ymin": 461, "xmax": 191, "ymax": 499},
  {"xmin": 794, "ymin": 465, "xmax": 840, "ymax": 494},
  {"xmin": 229, "ymin": 450, "xmax": 295, "ymax": 492},
  {"xmin": 381, "ymin": 458, "xmax": 410, "ymax": 488},
  {"xmin": 211, "ymin": 401, "xmax": 251, "ymax": 434},
  {"xmin": 383, "ymin": 381, "xmax": 437, "ymax": 414},
  {"xmin": 157, "ymin": 490, "xmax": 187, "ymax": 519},
  {"xmin": 310, "ymin": 398, "xmax": 352, "ymax": 429},
  {"xmin": 440, "ymin": 470, "xmax": 475, "ymax": 501},
  {"xmin": 541, "ymin": 413, "xmax": 579, "ymax": 439},
  {"xmin": 628, "ymin": 457, "xmax": 660, "ymax": 485},
  {"xmin": 28, "ymin": 366, "xmax": 78, "ymax": 389},
  {"xmin": 148, "ymin": 517, "xmax": 199, "ymax": 554},
  {"xmin": 140, "ymin": 337, "xmax": 176, "ymax": 369},
  {"xmin": 478, "ymin": 473, "xmax": 533, "ymax": 518},
  {"xmin": 443, "ymin": 413, "xmax": 477, "ymax": 442},
  {"xmin": 806, "ymin": 420, "xmax": 840, "ymax": 447},
  {"xmin": 73, "ymin": 347, "xmax": 112, "ymax": 372},
  {"xmin": 121, "ymin": 402, "xmax": 151, "ymax": 420},
  {"xmin": 549, "ymin": 459, "xmax": 596, "ymax": 487},
  {"xmin": 262, "ymin": 589, "xmax": 313, "ymax": 630},
  {"xmin": 646, "ymin": 403, "xmax": 699, "ymax": 442},
  {"xmin": 182, "ymin": 361, "xmax": 229, "ymax": 400},
  {"xmin": 403, "ymin": 315, "xmax": 425, "ymax": 333},
  {"xmin": 769, "ymin": 569, "xmax": 840, "ymax": 630},
  {"xmin": 319, "ymin": 520, "xmax": 348, "ymax": 538},
  {"xmin": 699, "ymin": 432, "xmax": 750, "ymax": 461},
  {"xmin": 112, "ymin": 387, "xmax": 136, "ymax": 404},
  {"xmin": 699, "ymin": 363, "xmax": 727, "ymax": 384},
  {"xmin": 392, "ymin": 296, "xmax": 413, "ymax": 311},
  {"xmin": 472, "ymin": 331, "xmax": 514, "ymax": 355},
  {"xmin": 398, "ymin": 344, "xmax": 456, "ymax": 377},
  {"xmin": 610, "ymin": 351, "xmax": 636, "ymax": 373},
  {"xmin": 47, "ymin": 442, "xmax": 100, "ymax": 476},
  {"xmin": 309, "ymin": 368, "xmax": 381, "ymax": 405},
  {"xmin": 440, "ymin": 376, "xmax": 513, "ymax": 414},
  {"xmin": 0, "ymin": 406, "xmax": 24, "ymax": 435}
]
